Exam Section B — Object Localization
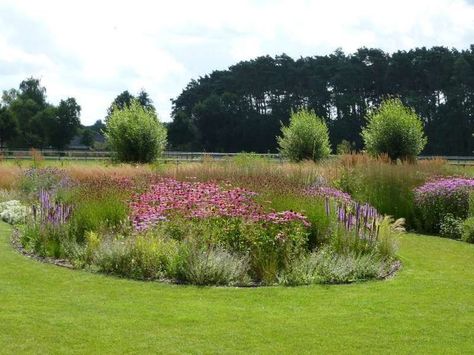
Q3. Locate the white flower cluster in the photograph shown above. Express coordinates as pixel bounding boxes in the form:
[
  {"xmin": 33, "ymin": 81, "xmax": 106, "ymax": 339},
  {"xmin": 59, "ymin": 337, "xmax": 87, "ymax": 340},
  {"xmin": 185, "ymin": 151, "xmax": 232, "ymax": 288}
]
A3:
[{"xmin": 0, "ymin": 200, "xmax": 30, "ymax": 225}]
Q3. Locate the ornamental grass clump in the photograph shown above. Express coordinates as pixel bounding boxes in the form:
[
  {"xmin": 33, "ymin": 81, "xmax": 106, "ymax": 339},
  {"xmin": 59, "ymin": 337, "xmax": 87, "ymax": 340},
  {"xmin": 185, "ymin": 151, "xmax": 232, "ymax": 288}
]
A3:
[{"xmin": 414, "ymin": 177, "xmax": 474, "ymax": 234}]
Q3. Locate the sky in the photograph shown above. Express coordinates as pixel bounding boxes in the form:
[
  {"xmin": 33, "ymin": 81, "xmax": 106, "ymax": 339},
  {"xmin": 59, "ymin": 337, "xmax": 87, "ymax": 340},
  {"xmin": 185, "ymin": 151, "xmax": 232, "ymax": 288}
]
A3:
[{"xmin": 1, "ymin": 0, "xmax": 473, "ymax": 125}]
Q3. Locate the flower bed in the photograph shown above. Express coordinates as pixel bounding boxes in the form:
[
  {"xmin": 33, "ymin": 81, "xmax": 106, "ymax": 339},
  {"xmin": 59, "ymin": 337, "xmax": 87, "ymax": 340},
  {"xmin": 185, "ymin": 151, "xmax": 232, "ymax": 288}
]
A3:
[{"xmin": 12, "ymin": 168, "xmax": 403, "ymax": 286}]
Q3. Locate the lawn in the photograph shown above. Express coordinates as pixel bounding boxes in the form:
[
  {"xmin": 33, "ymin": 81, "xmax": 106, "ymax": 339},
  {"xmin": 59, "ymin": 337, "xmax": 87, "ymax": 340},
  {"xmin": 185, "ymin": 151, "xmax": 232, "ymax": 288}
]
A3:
[{"xmin": 0, "ymin": 222, "xmax": 473, "ymax": 354}]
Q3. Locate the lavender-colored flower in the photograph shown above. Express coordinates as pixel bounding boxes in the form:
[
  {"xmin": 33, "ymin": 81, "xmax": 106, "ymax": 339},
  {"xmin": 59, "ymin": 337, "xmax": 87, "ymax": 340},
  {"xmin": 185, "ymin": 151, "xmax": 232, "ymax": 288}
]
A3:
[{"xmin": 35, "ymin": 189, "xmax": 72, "ymax": 227}]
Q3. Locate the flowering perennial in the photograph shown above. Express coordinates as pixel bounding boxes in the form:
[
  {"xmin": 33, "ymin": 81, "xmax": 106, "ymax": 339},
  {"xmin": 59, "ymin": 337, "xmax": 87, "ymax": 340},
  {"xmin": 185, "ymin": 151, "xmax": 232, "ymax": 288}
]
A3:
[
  {"xmin": 33, "ymin": 189, "xmax": 72, "ymax": 226},
  {"xmin": 130, "ymin": 179, "xmax": 309, "ymax": 230},
  {"xmin": 414, "ymin": 177, "xmax": 474, "ymax": 202},
  {"xmin": 414, "ymin": 177, "xmax": 474, "ymax": 232},
  {"xmin": 325, "ymin": 197, "xmax": 381, "ymax": 240},
  {"xmin": 304, "ymin": 186, "xmax": 352, "ymax": 203}
]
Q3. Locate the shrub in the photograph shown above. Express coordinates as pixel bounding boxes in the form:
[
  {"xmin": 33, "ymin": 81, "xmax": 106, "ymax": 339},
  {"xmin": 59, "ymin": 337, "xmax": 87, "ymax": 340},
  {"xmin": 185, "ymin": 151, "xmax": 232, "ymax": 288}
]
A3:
[
  {"xmin": 439, "ymin": 214, "xmax": 463, "ymax": 240},
  {"xmin": 175, "ymin": 244, "xmax": 251, "ymax": 286},
  {"xmin": 277, "ymin": 109, "xmax": 331, "ymax": 162},
  {"xmin": 105, "ymin": 99, "xmax": 167, "ymax": 163},
  {"xmin": 461, "ymin": 217, "xmax": 474, "ymax": 243},
  {"xmin": 414, "ymin": 177, "xmax": 474, "ymax": 234},
  {"xmin": 0, "ymin": 200, "xmax": 29, "ymax": 224},
  {"xmin": 278, "ymin": 248, "xmax": 392, "ymax": 285},
  {"xmin": 361, "ymin": 98, "xmax": 427, "ymax": 161},
  {"xmin": 311, "ymin": 249, "xmax": 389, "ymax": 284},
  {"xmin": 93, "ymin": 234, "xmax": 179, "ymax": 280}
]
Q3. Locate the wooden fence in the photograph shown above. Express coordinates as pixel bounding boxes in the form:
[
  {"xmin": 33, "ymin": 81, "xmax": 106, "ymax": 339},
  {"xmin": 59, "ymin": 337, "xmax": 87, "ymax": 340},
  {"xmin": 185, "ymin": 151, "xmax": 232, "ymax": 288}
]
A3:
[{"xmin": 0, "ymin": 149, "xmax": 472, "ymax": 165}]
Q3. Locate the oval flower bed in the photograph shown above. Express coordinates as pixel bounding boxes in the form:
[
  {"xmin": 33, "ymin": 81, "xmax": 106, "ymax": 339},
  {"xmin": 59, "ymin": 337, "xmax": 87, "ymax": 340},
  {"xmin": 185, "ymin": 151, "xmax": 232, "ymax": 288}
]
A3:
[{"xmin": 15, "ymin": 169, "xmax": 402, "ymax": 286}]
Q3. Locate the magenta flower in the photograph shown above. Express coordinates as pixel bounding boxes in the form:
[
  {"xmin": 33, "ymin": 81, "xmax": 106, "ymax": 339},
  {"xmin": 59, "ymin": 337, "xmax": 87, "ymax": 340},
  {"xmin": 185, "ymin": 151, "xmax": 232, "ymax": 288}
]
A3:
[{"xmin": 130, "ymin": 178, "xmax": 310, "ymax": 231}]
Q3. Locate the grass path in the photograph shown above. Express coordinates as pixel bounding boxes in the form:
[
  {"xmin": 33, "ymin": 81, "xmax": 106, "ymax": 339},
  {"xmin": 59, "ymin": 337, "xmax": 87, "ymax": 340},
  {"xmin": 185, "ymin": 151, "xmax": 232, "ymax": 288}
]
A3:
[{"xmin": 0, "ymin": 222, "xmax": 473, "ymax": 354}]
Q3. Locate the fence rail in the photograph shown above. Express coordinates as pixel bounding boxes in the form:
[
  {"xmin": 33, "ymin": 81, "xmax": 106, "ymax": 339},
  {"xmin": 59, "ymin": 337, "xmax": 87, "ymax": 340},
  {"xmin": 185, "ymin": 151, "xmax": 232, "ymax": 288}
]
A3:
[
  {"xmin": 0, "ymin": 150, "xmax": 472, "ymax": 165},
  {"xmin": 0, "ymin": 150, "xmax": 283, "ymax": 162}
]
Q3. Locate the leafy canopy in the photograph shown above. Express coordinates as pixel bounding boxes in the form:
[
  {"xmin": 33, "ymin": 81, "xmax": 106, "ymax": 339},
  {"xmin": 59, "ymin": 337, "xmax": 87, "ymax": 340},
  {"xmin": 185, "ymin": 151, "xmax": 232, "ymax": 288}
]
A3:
[
  {"xmin": 278, "ymin": 109, "xmax": 331, "ymax": 162},
  {"xmin": 362, "ymin": 98, "xmax": 427, "ymax": 161},
  {"xmin": 105, "ymin": 99, "xmax": 167, "ymax": 163}
]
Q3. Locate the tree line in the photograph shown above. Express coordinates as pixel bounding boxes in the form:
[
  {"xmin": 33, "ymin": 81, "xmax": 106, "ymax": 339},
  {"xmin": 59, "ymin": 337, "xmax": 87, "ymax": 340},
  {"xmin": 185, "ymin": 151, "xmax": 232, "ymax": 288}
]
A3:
[
  {"xmin": 0, "ymin": 78, "xmax": 157, "ymax": 150},
  {"xmin": 168, "ymin": 46, "xmax": 474, "ymax": 155},
  {"xmin": 0, "ymin": 78, "xmax": 81, "ymax": 149}
]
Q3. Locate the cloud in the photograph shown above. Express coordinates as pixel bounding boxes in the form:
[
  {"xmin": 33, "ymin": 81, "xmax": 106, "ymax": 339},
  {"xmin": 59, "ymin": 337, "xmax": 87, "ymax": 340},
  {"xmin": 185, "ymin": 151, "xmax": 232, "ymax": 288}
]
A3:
[{"xmin": 0, "ymin": 0, "xmax": 473, "ymax": 124}]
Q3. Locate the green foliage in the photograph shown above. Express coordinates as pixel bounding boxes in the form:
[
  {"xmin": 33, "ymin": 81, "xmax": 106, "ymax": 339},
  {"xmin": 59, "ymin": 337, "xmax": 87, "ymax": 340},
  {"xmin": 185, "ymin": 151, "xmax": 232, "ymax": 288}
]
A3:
[
  {"xmin": 20, "ymin": 223, "xmax": 70, "ymax": 258},
  {"xmin": 461, "ymin": 217, "xmax": 474, "ymax": 243},
  {"xmin": 106, "ymin": 90, "xmax": 155, "ymax": 122},
  {"xmin": 336, "ymin": 140, "xmax": 354, "ymax": 155},
  {"xmin": 174, "ymin": 244, "xmax": 251, "ymax": 286},
  {"xmin": 144, "ymin": 217, "xmax": 309, "ymax": 285},
  {"xmin": 328, "ymin": 216, "xmax": 401, "ymax": 260},
  {"xmin": 170, "ymin": 47, "xmax": 474, "ymax": 155},
  {"xmin": 0, "ymin": 105, "xmax": 18, "ymax": 147},
  {"xmin": 361, "ymin": 98, "xmax": 427, "ymax": 161},
  {"xmin": 1, "ymin": 77, "xmax": 81, "ymax": 149},
  {"xmin": 48, "ymin": 98, "xmax": 81, "ymax": 150},
  {"xmin": 278, "ymin": 109, "xmax": 331, "ymax": 162},
  {"xmin": 278, "ymin": 248, "xmax": 392, "ymax": 286},
  {"xmin": 105, "ymin": 99, "xmax": 167, "ymax": 163},
  {"xmin": 261, "ymin": 193, "xmax": 331, "ymax": 247},
  {"xmin": 69, "ymin": 191, "xmax": 129, "ymax": 242},
  {"xmin": 335, "ymin": 157, "xmax": 446, "ymax": 228},
  {"xmin": 19, "ymin": 167, "xmax": 70, "ymax": 199},
  {"xmin": 93, "ymin": 234, "xmax": 179, "ymax": 280},
  {"xmin": 439, "ymin": 213, "xmax": 463, "ymax": 240}
]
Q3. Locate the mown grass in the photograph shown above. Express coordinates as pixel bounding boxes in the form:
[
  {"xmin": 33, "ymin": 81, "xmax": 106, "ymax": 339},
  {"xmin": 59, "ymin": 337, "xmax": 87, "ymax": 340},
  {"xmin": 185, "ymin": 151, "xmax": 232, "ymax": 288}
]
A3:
[{"xmin": 0, "ymin": 222, "xmax": 473, "ymax": 354}]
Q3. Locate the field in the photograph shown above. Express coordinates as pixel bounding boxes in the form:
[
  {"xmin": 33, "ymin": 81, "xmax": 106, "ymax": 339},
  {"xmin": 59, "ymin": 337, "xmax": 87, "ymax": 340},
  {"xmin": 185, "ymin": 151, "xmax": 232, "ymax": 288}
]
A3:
[{"xmin": 0, "ymin": 156, "xmax": 473, "ymax": 353}]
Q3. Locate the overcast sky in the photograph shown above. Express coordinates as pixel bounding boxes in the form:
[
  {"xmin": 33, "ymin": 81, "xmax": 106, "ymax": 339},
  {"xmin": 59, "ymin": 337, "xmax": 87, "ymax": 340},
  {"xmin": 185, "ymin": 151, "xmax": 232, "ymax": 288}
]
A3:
[{"xmin": 1, "ymin": 0, "xmax": 473, "ymax": 125}]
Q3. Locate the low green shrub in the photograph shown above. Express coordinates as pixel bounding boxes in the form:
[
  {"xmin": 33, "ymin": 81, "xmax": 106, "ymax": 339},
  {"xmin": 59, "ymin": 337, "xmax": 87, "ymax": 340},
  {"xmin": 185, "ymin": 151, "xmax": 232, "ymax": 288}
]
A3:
[
  {"xmin": 311, "ymin": 249, "xmax": 388, "ymax": 284},
  {"xmin": 461, "ymin": 217, "xmax": 474, "ymax": 243},
  {"xmin": 175, "ymin": 244, "xmax": 251, "ymax": 286},
  {"xmin": 278, "ymin": 247, "xmax": 393, "ymax": 286},
  {"xmin": 439, "ymin": 214, "xmax": 463, "ymax": 240},
  {"xmin": 0, "ymin": 200, "xmax": 29, "ymax": 224},
  {"xmin": 93, "ymin": 234, "xmax": 179, "ymax": 280}
]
